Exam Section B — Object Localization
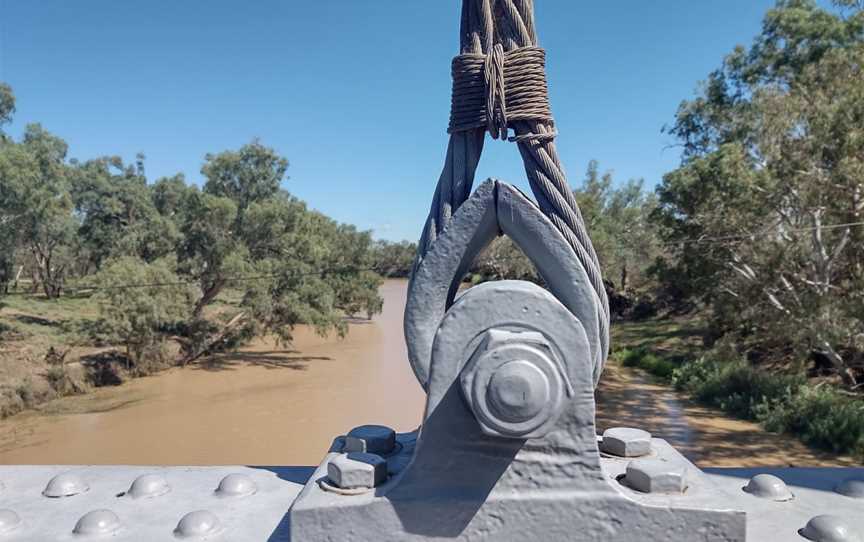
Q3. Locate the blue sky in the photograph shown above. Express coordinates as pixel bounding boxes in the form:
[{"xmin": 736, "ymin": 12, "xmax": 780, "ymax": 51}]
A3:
[{"xmin": 2, "ymin": 1, "xmax": 786, "ymax": 241}]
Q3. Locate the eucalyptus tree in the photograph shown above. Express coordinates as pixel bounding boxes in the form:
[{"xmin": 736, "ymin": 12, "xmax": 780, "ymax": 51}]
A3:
[
  {"xmin": 654, "ymin": 0, "xmax": 864, "ymax": 384},
  {"xmin": 180, "ymin": 141, "xmax": 383, "ymax": 342},
  {"xmin": 0, "ymin": 124, "xmax": 78, "ymax": 298},
  {"xmin": 70, "ymin": 155, "xmax": 178, "ymax": 272},
  {"xmin": 0, "ymin": 83, "xmax": 14, "ymax": 142}
]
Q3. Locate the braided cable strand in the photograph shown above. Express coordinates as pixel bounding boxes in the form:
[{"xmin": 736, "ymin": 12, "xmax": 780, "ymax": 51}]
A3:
[
  {"xmin": 413, "ymin": 0, "xmax": 610, "ymax": 360},
  {"xmin": 498, "ymin": 0, "xmax": 610, "ymax": 358},
  {"xmin": 414, "ymin": 0, "xmax": 492, "ymax": 266}
]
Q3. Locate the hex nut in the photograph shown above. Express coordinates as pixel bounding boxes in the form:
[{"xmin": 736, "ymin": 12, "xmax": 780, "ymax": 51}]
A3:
[
  {"xmin": 127, "ymin": 474, "xmax": 171, "ymax": 499},
  {"xmin": 73, "ymin": 509, "xmax": 122, "ymax": 536},
  {"xmin": 743, "ymin": 474, "xmax": 793, "ymax": 501},
  {"xmin": 460, "ymin": 328, "xmax": 569, "ymax": 439},
  {"xmin": 215, "ymin": 473, "xmax": 257, "ymax": 498},
  {"xmin": 624, "ymin": 459, "xmax": 688, "ymax": 494},
  {"xmin": 43, "ymin": 472, "xmax": 89, "ymax": 498},
  {"xmin": 343, "ymin": 425, "xmax": 396, "ymax": 455},
  {"xmin": 0, "ymin": 509, "xmax": 21, "ymax": 534},
  {"xmin": 800, "ymin": 515, "xmax": 861, "ymax": 542},
  {"xmin": 327, "ymin": 452, "xmax": 387, "ymax": 490},
  {"xmin": 174, "ymin": 510, "xmax": 222, "ymax": 540},
  {"xmin": 600, "ymin": 427, "xmax": 652, "ymax": 458}
]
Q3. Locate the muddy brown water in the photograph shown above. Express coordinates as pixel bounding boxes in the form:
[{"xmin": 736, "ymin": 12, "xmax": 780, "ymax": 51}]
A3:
[{"xmin": 0, "ymin": 280, "xmax": 855, "ymax": 467}]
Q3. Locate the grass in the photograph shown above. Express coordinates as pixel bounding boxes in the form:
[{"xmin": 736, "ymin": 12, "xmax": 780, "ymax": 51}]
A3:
[
  {"xmin": 0, "ymin": 285, "xmax": 244, "ymax": 419},
  {"xmin": 0, "ymin": 293, "xmax": 102, "ymax": 348},
  {"xmin": 612, "ymin": 317, "xmax": 864, "ymax": 460}
]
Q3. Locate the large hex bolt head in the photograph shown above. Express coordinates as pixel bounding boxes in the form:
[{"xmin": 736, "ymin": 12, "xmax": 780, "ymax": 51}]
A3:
[
  {"xmin": 600, "ymin": 427, "xmax": 652, "ymax": 457},
  {"xmin": 327, "ymin": 452, "xmax": 387, "ymax": 490},
  {"xmin": 624, "ymin": 459, "xmax": 689, "ymax": 494},
  {"xmin": 460, "ymin": 328, "xmax": 570, "ymax": 439},
  {"xmin": 343, "ymin": 425, "xmax": 396, "ymax": 455}
]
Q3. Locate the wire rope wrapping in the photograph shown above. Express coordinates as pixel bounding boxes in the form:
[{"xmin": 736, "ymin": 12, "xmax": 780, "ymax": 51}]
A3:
[{"xmin": 412, "ymin": 0, "xmax": 610, "ymax": 360}]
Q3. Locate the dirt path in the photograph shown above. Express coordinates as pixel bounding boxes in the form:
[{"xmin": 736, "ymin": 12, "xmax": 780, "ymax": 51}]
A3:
[{"xmin": 595, "ymin": 363, "xmax": 858, "ymax": 467}]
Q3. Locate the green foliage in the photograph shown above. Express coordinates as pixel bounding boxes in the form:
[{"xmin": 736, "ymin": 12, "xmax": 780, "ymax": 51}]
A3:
[
  {"xmin": 670, "ymin": 352, "xmax": 864, "ymax": 457},
  {"xmin": 240, "ymin": 196, "xmax": 383, "ymax": 343},
  {"xmin": 71, "ymin": 155, "xmax": 178, "ymax": 271},
  {"xmin": 654, "ymin": 0, "xmax": 864, "ymax": 385},
  {"xmin": 468, "ymin": 160, "xmax": 661, "ymax": 298},
  {"xmin": 2, "ymin": 124, "xmax": 77, "ymax": 297},
  {"xmin": 202, "ymin": 139, "xmax": 288, "ymax": 222},
  {"xmin": 471, "ymin": 236, "xmax": 539, "ymax": 284},
  {"xmin": 614, "ymin": 347, "xmax": 677, "ymax": 380},
  {"xmin": 758, "ymin": 385, "xmax": 864, "ymax": 455},
  {"xmin": 371, "ymin": 240, "xmax": 417, "ymax": 278},
  {"xmin": 0, "ymin": 82, "xmax": 14, "ymax": 139},
  {"xmin": 93, "ymin": 257, "xmax": 194, "ymax": 371},
  {"xmin": 575, "ymin": 161, "xmax": 660, "ymax": 294}
]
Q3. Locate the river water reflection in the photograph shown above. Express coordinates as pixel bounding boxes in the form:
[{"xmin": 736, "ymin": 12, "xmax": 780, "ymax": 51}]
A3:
[
  {"xmin": 0, "ymin": 280, "xmax": 854, "ymax": 467},
  {"xmin": 0, "ymin": 280, "xmax": 425, "ymax": 465}
]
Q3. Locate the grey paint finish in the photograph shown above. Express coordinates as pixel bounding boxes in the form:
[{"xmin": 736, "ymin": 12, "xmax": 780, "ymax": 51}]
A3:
[
  {"xmin": 0, "ymin": 466, "xmax": 302, "ymax": 541},
  {"xmin": 600, "ymin": 427, "xmax": 652, "ymax": 457},
  {"xmin": 3, "ymin": 465, "xmax": 864, "ymax": 540},
  {"xmin": 326, "ymin": 453, "xmax": 387, "ymax": 490},
  {"xmin": 291, "ymin": 278, "xmax": 746, "ymax": 541},
  {"xmin": 625, "ymin": 458, "xmax": 690, "ymax": 494},
  {"xmin": 343, "ymin": 425, "xmax": 397, "ymax": 455},
  {"xmin": 743, "ymin": 474, "xmax": 794, "ymax": 502},
  {"xmin": 799, "ymin": 515, "xmax": 861, "ymax": 542},
  {"xmin": 404, "ymin": 180, "xmax": 606, "ymax": 392}
]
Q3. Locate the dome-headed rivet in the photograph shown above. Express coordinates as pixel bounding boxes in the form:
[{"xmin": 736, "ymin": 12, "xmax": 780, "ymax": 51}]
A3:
[
  {"xmin": 174, "ymin": 510, "xmax": 222, "ymax": 539},
  {"xmin": 799, "ymin": 515, "xmax": 860, "ymax": 542},
  {"xmin": 836, "ymin": 478, "xmax": 864, "ymax": 499},
  {"xmin": 127, "ymin": 474, "xmax": 171, "ymax": 499},
  {"xmin": 743, "ymin": 473, "xmax": 793, "ymax": 501},
  {"xmin": 214, "ymin": 473, "xmax": 257, "ymax": 498},
  {"xmin": 73, "ymin": 509, "xmax": 122, "ymax": 537},
  {"xmin": 0, "ymin": 510, "xmax": 21, "ymax": 534},
  {"xmin": 43, "ymin": 472, "xmax": 89, "ymax": 498}
]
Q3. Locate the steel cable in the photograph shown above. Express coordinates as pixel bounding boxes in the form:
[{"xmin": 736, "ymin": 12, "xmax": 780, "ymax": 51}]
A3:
[{"xmin": 414, "ymin": 0, "xmax": 610, "ymax": 359}]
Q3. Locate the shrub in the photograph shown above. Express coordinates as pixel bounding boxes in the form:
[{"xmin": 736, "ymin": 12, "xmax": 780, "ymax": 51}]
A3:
[
  {"xmin": 615, "ymin": 347, "xmax": 676, "ymax": 380},
  {"xmin": 671, "ymin": 352, "xmax": 864, "ymax": 458},
  {"xmin": 757, "ymin": 386, "xmax": 864, "ymax": 456},
  {"xmin": 94, "ymin": 257, "xmax": 193, "ymax": 370}
]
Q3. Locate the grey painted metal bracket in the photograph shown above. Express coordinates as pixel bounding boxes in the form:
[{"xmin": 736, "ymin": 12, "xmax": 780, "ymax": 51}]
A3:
[
  {"xmin": 290, "ymin": 179, "xmax": 750, "ymax": 540},
  {"xmin": 2, "ymin": 178, "xmax": 862, "ymax": 541},
  {"xmin": 404, "ymin": 179, "xmax": 606, "ymax": 392}
]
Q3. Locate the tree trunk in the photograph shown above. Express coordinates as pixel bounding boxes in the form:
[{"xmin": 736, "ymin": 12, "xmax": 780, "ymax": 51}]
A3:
[
  {"xmin": 620, "ymin": 262, "xmax": 628, "ymax": 293},
  {"xmin": 193, "ymin": 279, "xmax": 224, "ymax": 318},
  {"xmin": 819, "ymin": 340, "xmax": 857, "ymax": 387}
]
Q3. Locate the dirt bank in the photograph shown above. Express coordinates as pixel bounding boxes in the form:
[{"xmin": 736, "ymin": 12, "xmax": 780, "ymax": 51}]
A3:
[{"xmin": 0, "ymin": 280, "xmax": 855, "ymax": 467}]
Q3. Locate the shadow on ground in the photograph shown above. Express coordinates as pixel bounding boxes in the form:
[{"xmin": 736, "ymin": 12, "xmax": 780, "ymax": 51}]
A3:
[{"xmin": 595, "ymin": 364, "xmax": 858, "ymax": 467}]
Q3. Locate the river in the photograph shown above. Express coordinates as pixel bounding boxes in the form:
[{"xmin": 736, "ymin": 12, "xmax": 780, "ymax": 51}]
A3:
[{"xmin": 0, "ymin": 280, "xmax": 855, "ymax": 467}]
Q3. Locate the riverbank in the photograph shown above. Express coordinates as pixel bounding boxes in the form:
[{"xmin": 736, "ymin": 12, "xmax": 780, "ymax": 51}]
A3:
[{"xmin": 0, "ymin": 280, "xmax": 856, "ymax": 466}]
